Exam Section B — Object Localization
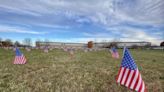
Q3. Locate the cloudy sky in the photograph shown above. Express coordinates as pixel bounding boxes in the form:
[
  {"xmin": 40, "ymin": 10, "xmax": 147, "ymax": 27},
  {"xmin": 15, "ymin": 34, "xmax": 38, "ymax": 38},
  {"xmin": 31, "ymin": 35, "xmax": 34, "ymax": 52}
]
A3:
[{"xmin": 0, "ymin": 0, "xmax": 163, "ymax": 45}]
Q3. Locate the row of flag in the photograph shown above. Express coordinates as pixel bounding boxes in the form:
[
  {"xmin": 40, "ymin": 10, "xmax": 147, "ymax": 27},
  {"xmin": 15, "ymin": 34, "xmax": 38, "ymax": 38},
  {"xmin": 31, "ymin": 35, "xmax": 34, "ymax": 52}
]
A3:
[{"xmin": 12, "ymin": 47, "xmax": 146, "ymax": 92}]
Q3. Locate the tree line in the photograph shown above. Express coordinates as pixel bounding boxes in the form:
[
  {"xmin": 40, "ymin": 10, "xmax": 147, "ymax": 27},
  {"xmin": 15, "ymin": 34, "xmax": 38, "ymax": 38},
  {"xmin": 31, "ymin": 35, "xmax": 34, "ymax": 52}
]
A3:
[
  {"xmin": 0, "ymin": 38, "xmax": 32, "ymax": 47},
  {"xmin": 0, "ymin": 37, "xmax": 163, "ymax": 48}
]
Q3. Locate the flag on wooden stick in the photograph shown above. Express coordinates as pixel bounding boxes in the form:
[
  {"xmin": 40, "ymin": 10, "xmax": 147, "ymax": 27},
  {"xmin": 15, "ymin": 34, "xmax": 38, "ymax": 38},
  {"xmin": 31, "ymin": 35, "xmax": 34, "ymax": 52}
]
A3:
[
  {"xmin": 116, "ymin": 47, "xmax": 146, "ymax": 92},
  {"xmin": 13, "ymin": 48, "xmax": 27, "ymax": 64}
]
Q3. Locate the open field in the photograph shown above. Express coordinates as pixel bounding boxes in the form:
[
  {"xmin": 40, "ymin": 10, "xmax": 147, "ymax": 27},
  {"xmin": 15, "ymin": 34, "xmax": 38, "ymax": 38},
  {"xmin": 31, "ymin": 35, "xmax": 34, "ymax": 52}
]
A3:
[{"xmin": 0, "ymin": 48, "xmax": 163, "ymax": 92}]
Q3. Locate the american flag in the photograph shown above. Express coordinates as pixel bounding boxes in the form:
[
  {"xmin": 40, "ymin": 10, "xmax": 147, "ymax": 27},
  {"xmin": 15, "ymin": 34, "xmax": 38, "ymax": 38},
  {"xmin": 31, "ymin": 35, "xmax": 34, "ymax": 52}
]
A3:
[
  {"xmin": 13, "ymin": 48, "xmax": 27, "ymax": 64},
  {"xmin": 116, "ymin": 47, "xmax": 146, "ymax": 92},
  {"xmin": 44, "ymin": 47, "xmax": 49, "ymax": 53},
  {"xmin": 110, "ymin": 47, "xmax": 119, "ymax": 59}
]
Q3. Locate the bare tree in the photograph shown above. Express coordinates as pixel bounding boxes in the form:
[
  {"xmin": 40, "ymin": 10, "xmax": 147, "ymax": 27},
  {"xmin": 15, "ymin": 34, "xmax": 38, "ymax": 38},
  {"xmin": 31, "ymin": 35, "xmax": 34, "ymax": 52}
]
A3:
[
  {"xmin": 36, "ymin": 39, "xmax": 41, "ymax": 42},
  {"xmin": 35, "ymin": 39, "xmax": 41, "ymax": 47},
  {"xmin": 44, "ymin": 39, "xmax": 50, "ymax": 47},
  {"xmin": 143, "ymin": 43, "xmax": 151, "ymax": 49},
  {"xmin": 5, "ymin": 39, "xmax": 13, "ymax": 47},
  {"xmin": 0, "ymin": 37, "xmax": 2, "ymax": 47},
  {"xmin": 160, "ymin": 41, "xmax": 164, "ymax": 51},
  {"xmin": 0, "ymin": 37, "xmax": 2, "ymax": 42},
  {"xmin": 14, "ymin": 41, "xmax": 21, "ymax": 47},
  {"xmin": 23, "ymin": 38, "xmax": 32, "ymax": 47},
  {"xmin": 108, "ymin": 38, "xmax": 120, "ymax": 48},
  {"xmin": 160, "ymin": 41, "xmax": 164, "ymax": 47}
]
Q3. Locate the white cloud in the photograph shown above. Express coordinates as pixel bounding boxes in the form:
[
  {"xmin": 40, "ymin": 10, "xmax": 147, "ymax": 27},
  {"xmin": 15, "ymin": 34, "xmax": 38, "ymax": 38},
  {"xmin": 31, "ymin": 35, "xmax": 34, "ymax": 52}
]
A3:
[
  {"xmin": 0, "ymin": 3, "xmax": 42, "ymax": 16},
  {"xmin": 0, "ymin": 0, "xmax": 163, "ymax": 45},
  {"xmin": 106, "ymin": 26, "xmax": 163, "ymax": 45},
  {"xmin": 83, "ymin": 32, "xmax": 111, "ymax": 37},
  {"xmin": 114, "ymin": 0, "xmax": 164, "ymax": 25},
  {"xmin": 0, "ymin": 0, "xmax": 163, "ymax": 26},
  {"xmin": 54, "ymin": 37, "xmax": 113, "ymax": 43},
  {"xmin": 34, "ymin": 23, "xmax": 71, "ymax": 29},
  {"xmin": 0, "ymin": 25, "xmax": 47, "ymax": 34}
]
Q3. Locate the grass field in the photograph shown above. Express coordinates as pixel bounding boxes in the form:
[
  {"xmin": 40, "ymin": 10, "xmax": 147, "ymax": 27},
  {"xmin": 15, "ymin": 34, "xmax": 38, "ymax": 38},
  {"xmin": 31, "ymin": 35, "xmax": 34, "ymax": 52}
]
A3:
[{"xmin": 0, "ymin": 48, "xmax": 163, "ymax": 92}]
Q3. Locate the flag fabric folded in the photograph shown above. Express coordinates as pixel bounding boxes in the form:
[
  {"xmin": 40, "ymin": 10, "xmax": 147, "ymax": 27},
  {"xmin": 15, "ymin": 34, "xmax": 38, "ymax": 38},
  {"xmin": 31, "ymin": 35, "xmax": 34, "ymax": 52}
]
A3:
[
  {"xmin": 116, "ymin": 47, "xmax": 146, "ymax": 92},
  {"xmin": 110, "ymin": 47, "xmax": 119, "ymax": 59},
  {"xmin": 13, "ymin": 48, "xmax": 27, "ymax": 64}
]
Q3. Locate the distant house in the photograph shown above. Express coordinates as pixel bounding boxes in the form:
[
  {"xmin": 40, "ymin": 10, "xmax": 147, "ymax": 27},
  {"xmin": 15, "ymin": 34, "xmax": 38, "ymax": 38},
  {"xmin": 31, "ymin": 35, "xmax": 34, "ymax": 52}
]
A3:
[
  {"xmin": 117, "ymin": 42, "xmax": 151, "ymax": 48},
  {"xmin": 36, "ymin": 41, "xmax": 151, "ymax": 48},
  {"xmin": 36, "ymin": 41, "xmax": 86, "ymax": 48},
  {"xmin": 94, "ymin": 41, "xmax": 151, "ymax": 48}
]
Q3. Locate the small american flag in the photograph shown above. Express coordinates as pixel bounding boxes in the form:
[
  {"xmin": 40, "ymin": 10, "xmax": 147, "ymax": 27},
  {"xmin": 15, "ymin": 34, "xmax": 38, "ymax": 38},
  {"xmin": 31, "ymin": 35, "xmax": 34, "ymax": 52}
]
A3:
[
  {"xmin": 44, "ymin": 47, "xmax": 49, "ymax": 53},
  {"xmin": 13, "ymin": 48, "xmax": 27, "ymax": 64},
  {"xmin": 110, "ymin": 47, "xmax": 119, "ymax": 59},
  {"xmin": 84, "ymin": 49, "xmax": 88, "ymax": 53},
  {"xmin": 25, "ymin": 47, "xmax": 31, "ymax": 52},
  {"xmin": 116, "ymin": 47, "xmax": 146, "ymax": 92}
]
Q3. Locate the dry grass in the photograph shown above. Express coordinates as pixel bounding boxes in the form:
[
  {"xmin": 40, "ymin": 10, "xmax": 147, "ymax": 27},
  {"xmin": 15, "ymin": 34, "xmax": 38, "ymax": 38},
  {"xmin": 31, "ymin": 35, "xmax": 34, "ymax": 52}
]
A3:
[{"xmin": 0, "ymin": 48, "xmax": 163, "ymax": 92}]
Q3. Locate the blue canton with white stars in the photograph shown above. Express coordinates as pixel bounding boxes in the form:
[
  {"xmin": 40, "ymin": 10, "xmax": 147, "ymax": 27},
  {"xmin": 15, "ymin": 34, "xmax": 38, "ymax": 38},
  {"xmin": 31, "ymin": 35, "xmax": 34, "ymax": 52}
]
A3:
[
  {"xmin": 15, "ymin": 48, "xmax": 23, "ymax": 56},
  {"xmin": 121, "ymin": 48, "xmax": 137, "ymax": 70},
  {"xmin": 112, "ymin": 47, "xmax": 117, "ymax": 53}
]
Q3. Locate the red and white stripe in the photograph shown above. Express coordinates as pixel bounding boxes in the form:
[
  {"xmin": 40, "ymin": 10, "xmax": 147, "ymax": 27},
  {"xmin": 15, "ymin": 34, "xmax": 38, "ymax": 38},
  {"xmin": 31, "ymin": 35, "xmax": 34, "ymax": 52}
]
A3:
[
  {"xmin": 116, "ymin": 67, "xmax": 146, "ymax": 92},
  {"xmin": 112, "ymin": 52, "xmax": 119, "ymax": 59},
  {"xmin": 13, "ymin": 55, "xmax": 27, "ymax": 64}
]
